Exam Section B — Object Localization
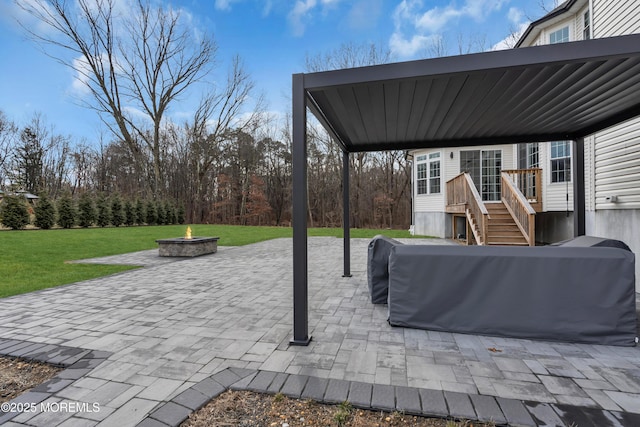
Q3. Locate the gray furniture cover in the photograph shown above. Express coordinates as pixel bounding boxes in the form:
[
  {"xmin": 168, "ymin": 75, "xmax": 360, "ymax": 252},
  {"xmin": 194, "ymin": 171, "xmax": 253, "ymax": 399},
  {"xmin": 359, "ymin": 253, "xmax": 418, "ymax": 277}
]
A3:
[
  {"xmin": 367, "ymin": 235, "xmax": 403, "ymax": 304},
  {"xmin": 551, "ymin": 235, "xmax": 632, "ymax": 252},
  {"xmin": 387, "ymin": 244, "xmax": 637, "ymax": 346}
]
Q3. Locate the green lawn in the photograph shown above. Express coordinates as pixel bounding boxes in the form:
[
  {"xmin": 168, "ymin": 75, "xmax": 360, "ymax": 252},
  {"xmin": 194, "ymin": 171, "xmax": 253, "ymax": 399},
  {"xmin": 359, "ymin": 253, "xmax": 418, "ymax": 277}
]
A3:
[{"xmin": 0, "ymin": 225, "xmax": 417, "ymax": 298}]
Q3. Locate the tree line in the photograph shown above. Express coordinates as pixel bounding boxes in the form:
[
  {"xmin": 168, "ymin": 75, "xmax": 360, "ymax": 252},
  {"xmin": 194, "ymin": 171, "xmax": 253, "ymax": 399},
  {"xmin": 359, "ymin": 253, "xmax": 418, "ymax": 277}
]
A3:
[{"xmin": 0, "ymin": 109, "xmax": 411, "ymax": 229}]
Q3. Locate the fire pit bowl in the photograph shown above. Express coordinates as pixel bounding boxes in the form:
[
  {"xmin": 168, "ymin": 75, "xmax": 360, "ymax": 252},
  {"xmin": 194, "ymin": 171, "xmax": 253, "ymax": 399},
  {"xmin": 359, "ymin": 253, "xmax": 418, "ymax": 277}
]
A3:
[{"xmin": 156, "ymin": 227, "xmax": 219, "ymax": 257}]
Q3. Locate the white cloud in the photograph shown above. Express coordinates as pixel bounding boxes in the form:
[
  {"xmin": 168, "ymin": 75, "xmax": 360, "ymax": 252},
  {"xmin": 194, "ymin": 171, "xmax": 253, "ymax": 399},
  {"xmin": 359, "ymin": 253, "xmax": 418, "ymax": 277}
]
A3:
[
  {"xmin": 70, "ymin": 56, "xmax": 94, "ymax": 96},
  {"xmin": 507, "ymin": 6, "xmax": 524, "ymax": 25},
  {"xmin": 416, "ymin": 0, "xmax": 508, "ymax": 32},
  {"xmin": 123, "ymin": 105, "xmax": 151, "ymax": 124},
  {"xmin": 214, "ymin": 0, "xmax": 243, "ymax": 11},
  {"xmin": 389, "ymin": 0, "xmax": 509, "ymax": 58},
  {"xmin": 491, "ymin": 21, "xmax": 529, "ymax": 50},
  {"xmin": 2, "ymin": 0, "xmax": 61, "ymax": 36},
  {"xmin": 288, "ymin": 0, "xmax": 317, "ymax": 36},
  {"xmin": 262, "ymin": 0, "xmax": 273, "ymax": 16},
  {"xmin": 389, "ymin": 32, "xmax": 434, "ymax": 57},
  {"xmin": 347, "ymin": 0, "xmax": 382, "ymax": 30},
  {"xmin": 491, "ymin": 7, "xmax": 529, "ymax": 51},
  {"xmin": 286, "ymin": 0, "xmax": 345, "ymax": 36}
]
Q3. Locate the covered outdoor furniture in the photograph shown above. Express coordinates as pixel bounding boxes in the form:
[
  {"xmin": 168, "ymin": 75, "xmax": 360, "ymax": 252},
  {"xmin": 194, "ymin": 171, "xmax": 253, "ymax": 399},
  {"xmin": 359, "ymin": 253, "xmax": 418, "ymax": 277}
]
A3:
[
  {"xmin": 551, "ymin": 235, "xmax": 632, "ymax": 251},
  {"xmin": 387, "ymin": 243, "xmax": 637, "ymax": 346},
  {"xmin": 367, "ymin": 235, "xmax": 403, "ymax": 304}
]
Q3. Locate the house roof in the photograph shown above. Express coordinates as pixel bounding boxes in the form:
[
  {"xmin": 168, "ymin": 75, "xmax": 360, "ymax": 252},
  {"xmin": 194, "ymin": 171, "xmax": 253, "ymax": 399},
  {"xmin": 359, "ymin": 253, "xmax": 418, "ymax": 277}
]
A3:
[
  {"xmin": 302, "ymin": 33, "xmax": 640, "ymax": 153},
  {"xmin": 516, "ymin": 0, "xmax": 588, "ymax": 48}
]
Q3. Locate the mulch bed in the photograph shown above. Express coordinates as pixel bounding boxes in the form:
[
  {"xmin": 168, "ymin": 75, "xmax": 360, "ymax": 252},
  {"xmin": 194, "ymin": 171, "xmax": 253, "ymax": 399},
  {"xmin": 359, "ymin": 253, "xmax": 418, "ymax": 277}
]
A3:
[
  {"xmin": 183, "ymin": 390, "xmax": 490, "ymax": 427},
  {"xmin": 0, "ymin": 356, "xmax": 62, "ymax": 403}
]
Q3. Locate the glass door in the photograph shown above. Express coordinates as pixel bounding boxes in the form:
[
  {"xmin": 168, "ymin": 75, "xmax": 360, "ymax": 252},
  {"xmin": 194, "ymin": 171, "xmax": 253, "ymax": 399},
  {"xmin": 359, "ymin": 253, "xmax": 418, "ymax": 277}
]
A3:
[
  {"xmin": 460, "ymin": 150, "xmax": 502, "ymax": 201},
  {"xmin": 481, "ymin": 150, "xmax": 502, "ymax": 201}
]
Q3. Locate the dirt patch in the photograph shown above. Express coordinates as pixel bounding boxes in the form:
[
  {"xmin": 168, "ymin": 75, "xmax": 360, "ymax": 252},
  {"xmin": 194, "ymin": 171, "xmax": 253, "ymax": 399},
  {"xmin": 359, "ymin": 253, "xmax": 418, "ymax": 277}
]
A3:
[
  {"xmin": 0, "ymin": 356, "xmax": 62, "ymax": 403},
  {"xmin": 182, "ymin": 390, "xmax": 492, "ymax": 427}
]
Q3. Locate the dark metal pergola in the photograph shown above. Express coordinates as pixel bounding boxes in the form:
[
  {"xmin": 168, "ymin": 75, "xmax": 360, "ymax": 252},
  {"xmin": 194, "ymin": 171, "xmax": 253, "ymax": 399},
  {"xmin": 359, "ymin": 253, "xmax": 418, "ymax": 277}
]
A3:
[{"xmin": 290, "ymin": 33, "xmax": 640, "ymax": 345}]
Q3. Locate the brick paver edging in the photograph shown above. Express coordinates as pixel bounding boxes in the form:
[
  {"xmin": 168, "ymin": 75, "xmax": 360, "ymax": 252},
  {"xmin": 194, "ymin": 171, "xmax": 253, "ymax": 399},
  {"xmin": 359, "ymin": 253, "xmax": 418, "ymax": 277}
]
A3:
[
  {"xmin": 138, "ymin": 368, "xmax": 640, "ymax": 427},
  {"xmin": 0, "ymin": 338, "xmax": 112, "ymax": 425},
  {"xmin": 2, "ymin": 338, "xmax": 640, "ymax": 426}
]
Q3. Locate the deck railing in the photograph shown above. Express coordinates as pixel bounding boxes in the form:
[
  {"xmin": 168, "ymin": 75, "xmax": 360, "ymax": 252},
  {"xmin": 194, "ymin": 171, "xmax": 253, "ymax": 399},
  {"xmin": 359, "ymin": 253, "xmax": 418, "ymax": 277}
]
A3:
[
  {"xmin": 446, "ymin": 172, "xmax": 489, "ymax": 245},
  {"xmin": 502, "ymin": 168, "xmax": 542, "ymax": 205},
  {"xmin": 501, "ymin": 172, "xmax": 536, "ymax": 246}
]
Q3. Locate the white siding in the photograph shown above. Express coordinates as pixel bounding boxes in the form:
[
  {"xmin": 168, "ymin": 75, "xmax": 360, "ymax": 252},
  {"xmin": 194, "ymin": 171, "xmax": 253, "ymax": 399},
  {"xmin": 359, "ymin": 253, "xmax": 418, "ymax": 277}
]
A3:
[
  {"xmin": 592, "ymin": 0, "xmax": 640, "ymax": 38},
  {"xmin": 588, "ymin": 0, "xmax": 640, "ymax": 210},
  {"xmin": 540, "ymin": 142, "xmax": 574, "ymax": 212},
  {"xmin": 412, "ymin": 145, "xmax": 515, "ymax": 214},
  {"xmin": 593, "ymin": 117, "xmax": 640, "ymax": 209},
  {"xmin": 413, "ymin": 149, "xmax": 445, "ymax": 213},
  {"xmin": 575, "ymin": 5, "xmax": 590, "ymax": 40},
  {"xmin": 585, "ymin": 134, "xmax": 596, "ymax": 212}
]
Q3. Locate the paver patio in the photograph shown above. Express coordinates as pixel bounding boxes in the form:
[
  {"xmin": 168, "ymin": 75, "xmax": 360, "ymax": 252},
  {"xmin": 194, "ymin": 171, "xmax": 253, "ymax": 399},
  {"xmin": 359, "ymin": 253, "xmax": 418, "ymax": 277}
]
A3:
[{"xmin": 0, "ymin": 237, "xmax": 639, "ymax": 426}]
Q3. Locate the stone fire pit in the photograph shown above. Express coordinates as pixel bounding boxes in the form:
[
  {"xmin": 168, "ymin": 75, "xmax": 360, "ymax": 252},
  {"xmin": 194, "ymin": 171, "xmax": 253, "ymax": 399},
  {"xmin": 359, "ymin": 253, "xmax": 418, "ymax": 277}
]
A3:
[{"xmin": 156, "ymin": 236, "xmax": 219, "ymax": 257}]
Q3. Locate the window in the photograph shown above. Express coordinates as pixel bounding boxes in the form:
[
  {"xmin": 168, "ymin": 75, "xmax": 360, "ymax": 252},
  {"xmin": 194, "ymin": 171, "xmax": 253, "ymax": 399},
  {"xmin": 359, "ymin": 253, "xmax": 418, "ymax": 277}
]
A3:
[
  {"xmin": 550, "ymin": 141, "xmax": 571, "ymax": 183},
  {"xmin": 583, "ymin": 10, "xmax": 591, "ymax": 40},
  {"xmin": 429, "ymin": 153, "xmax": 441, "ymax": 194},
  {"xmin": 549, "ymin": 26, "xmax": 569, "ymax": 44},
  {"xmin": 518, "ymin": 143, "xmax": 539, "ymax": 169},
  {"xmin": 416, "ymin": 152, "xmax": 441, "ymax": 195}
]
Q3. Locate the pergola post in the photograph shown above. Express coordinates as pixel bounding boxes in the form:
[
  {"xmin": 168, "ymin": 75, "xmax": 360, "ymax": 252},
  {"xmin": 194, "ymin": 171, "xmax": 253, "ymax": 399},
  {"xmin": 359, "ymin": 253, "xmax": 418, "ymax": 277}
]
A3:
[
  {"xmin": 291, "ymin": 73, "xmax": 311, "ymax": 346},
  {"xmin": 342, "ymin": 150, "xmax": 351, "ymax": 278},
  {"xmin": 573, "ymin": 138, "xmax": 586, "ymax": 237}
]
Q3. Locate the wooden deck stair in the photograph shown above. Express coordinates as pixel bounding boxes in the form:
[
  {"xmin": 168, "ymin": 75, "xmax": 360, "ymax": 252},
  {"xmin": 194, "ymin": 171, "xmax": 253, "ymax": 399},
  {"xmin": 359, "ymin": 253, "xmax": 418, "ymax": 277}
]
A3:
[
  {"xmin": 484, "ymin": 202, "xmax": 529, "ymax": 246},
  {"xmin": 447, "ymin": 172, "xmax": 536, "ymax": 247}
]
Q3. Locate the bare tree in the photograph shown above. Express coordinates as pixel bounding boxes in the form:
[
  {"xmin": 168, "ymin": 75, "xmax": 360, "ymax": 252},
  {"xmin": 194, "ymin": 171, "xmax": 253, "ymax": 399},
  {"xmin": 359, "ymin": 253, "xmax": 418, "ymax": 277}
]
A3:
[
  {"xmin": 425, "ymin": 35, "xmax": 449, "ymax": 58},
  {"xmin": 5, "ymin": 113, "xmax": 70, "ymax": 197},
  {"xmin": 181, "ymin": 55, "xmax": 262, "ymax": 222},
  {"xmin": 537, "ymin": 0, "xmax": 561, "ymax": 13},
  {"xmin": 457, "ymin": 33, "xmax": 488, "ymax": 55},
  {"xmin": 305, "ymin": 41, "xmax": 393, "ymax": 72},
  {"xmin": 304, "ymin": 41, "xmax": 414, "ymax": 229},
  {"xmin": 423, "ymin": 33, "xmax": 488, "ymax": 58},
  {"xmin": 0, "ymin": 111, "xmax": 18, "ymax": 189},
  {"xmin": 19, "ymin": 0, "xmax": 216, "ymax": 198}
]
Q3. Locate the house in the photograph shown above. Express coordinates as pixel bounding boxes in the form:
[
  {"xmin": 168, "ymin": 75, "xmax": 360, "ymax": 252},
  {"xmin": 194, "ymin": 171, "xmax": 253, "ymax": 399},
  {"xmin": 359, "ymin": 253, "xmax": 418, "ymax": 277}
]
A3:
[{"xmin": 411, "ymin": 0, "xmax": 640, "ymax": 253}]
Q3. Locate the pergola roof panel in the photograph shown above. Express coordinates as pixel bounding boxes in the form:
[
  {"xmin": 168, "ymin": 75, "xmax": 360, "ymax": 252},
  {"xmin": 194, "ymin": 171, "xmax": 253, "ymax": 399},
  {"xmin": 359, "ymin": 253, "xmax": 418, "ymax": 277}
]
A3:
[{"xmin": 303, "ymin": 34, "xmax": 640, "ymax": 152}]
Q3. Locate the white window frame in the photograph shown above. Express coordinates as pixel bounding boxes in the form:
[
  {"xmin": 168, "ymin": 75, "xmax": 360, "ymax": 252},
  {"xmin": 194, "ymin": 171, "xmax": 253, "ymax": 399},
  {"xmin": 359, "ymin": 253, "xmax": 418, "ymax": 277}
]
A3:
[
  {"xmin": 550, "ymin": 141, "xmax": 571, "ymax": 184},
  {"xmin": 416, "ymin": 152, "xmax": 441, "ymax": 195},
  {"xmin": 583, "ymin": 10, "xmax": 591, "ymax": 40}
]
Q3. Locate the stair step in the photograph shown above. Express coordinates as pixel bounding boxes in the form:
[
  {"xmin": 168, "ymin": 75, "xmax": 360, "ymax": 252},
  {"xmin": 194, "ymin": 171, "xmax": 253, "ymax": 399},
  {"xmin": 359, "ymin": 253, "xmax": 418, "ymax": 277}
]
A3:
[
  {"xmin": 487, "ymin": 235, "xmax": 528, "ymax": 241},
  {"xmin": 488, "ymin": 233, "xmax": 524, "ymax": 241},
  {"xmin": 464, "ymin": 200, "xmax": 533, "ymax": 246},
  {"xmin": 488, "ymin": 220, "xmax": 517, "ymax": 225},
  {"xmin": 489, "ymin": 214, "xmax": 515, "ymax": 219},
  {"xmin": 488, "ymin": 224, "xmax": 519, "ymax": 230},
  {"xmin": 487, "ymin": 242, "xmax": 529, "ymax": 246},
  {"xmin": 486, "ymin": 204, "xmax": 508, "ymax": 209}
]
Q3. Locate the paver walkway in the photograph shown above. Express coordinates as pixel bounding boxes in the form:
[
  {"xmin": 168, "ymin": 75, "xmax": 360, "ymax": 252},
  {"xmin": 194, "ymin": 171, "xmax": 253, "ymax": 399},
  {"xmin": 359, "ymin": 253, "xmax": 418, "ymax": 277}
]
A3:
[{"xmin": 0, "ymin": 237, "xmax": 639, "ymax": 426}]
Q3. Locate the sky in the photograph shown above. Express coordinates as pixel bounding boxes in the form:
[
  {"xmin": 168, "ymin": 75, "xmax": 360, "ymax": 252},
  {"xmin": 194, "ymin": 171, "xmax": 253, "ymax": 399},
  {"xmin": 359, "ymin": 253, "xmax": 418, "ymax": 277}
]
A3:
[{"xmin": 0, "ymin": 0, "xmax": 557, "ymax": 144}]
